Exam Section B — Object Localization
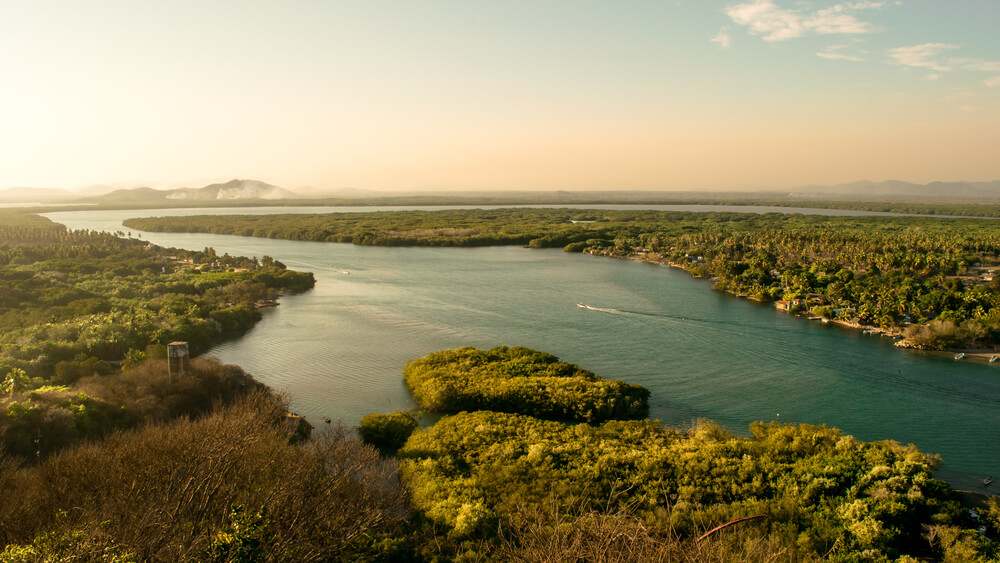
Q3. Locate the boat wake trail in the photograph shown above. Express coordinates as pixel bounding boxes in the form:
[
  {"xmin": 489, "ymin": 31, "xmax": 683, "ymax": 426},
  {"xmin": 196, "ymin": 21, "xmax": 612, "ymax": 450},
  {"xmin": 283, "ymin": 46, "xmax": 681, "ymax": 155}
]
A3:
[
  {"xmin": 575, "ymin": 303, "xmax": 799, "ymax": 338},
  {"xmin": 576, "ymin": 303, "xmax": 621, "ymax": 314}
]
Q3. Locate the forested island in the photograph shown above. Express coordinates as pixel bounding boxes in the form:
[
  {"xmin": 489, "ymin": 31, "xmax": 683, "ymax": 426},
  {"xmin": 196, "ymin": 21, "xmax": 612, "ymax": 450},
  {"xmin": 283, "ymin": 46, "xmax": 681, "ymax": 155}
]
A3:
[{"xmin": 127, "ymin": 208, "xmax": 1000, "ymax": 351}]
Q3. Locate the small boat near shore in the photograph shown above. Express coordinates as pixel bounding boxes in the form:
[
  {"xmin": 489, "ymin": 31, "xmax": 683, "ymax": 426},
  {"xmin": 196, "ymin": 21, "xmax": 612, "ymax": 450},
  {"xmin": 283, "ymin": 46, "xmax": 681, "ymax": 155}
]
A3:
[
  {"xmin": 986, "ymin": 476, "xmax": 993, "ymax": 486},
  {"xmin": 955, "ymin": 353, "xmax": 965, "ymax": 360}
]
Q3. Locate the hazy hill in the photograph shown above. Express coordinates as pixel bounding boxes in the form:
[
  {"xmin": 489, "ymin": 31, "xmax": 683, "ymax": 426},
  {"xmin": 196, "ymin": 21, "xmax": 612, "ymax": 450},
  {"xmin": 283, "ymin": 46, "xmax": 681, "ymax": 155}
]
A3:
[
  {"xmin": 790, "ymin": 180, "xmax": 1000, "ymax": 200},
  {"xmin": 166, "ymin": 179, "xmax": 299, "ymax": 201},
  {"xmin": 89, "ymin": 179, "xmax": 299, "ymax": 204},
  {"xmin": 92, "ymin": 187, "xmax": 171, "ymax": 202}
]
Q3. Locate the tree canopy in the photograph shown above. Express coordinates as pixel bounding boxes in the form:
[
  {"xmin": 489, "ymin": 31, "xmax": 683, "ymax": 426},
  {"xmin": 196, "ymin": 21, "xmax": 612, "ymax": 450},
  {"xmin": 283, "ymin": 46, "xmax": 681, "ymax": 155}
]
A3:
[{"xmin": 403, "ymin": 346, "xmax": 649, "ymax": 422}]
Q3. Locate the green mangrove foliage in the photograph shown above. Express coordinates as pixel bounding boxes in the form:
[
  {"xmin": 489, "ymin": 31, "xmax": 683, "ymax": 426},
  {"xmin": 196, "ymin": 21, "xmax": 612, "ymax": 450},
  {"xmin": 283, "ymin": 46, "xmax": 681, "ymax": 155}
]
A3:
[
  {"xmin": 398, "ymin": 410, "xmax": 991, "ymax": 560},
  {"xmin": 402, "ymin": 346, "xmax": 649, "ymax": 422},
  {"xmin": 358, "ymin": 409, "xmax": 421, "ymax": 450},
  {"xmin": 128, "ymin": 208, "xmax": 1000, "ymax": 348},
  {"xmin": 0, "ymin": 213, "xmax": 313, "ymax": 387}
]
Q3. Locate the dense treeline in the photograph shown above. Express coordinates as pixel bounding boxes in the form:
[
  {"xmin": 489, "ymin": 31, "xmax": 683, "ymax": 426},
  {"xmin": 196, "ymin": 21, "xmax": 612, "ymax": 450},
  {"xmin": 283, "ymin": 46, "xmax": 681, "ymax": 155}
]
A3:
[
  {"xmin": 124, "ymin": 208, "xmax": 593, "ymax": 247},
  {"xmin": 0, "ymin": 213, "xmax": 314, "ymax": 390},
  {"xmin": 740, "ymin": 200, "xmax": 1000, "ymax": 219},
  {"xmin": 129, "ymin": 208, "xmax": 1000, "ymax": 348},
  {"xmin": 403, "ymin": 346, "xmax": 648, "ymax": 422}
]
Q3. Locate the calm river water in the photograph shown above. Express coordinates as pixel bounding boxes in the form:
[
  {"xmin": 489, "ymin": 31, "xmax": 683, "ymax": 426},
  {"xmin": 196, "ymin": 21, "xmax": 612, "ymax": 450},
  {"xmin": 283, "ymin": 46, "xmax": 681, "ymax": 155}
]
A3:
[{"xmin": 45, "ymin": 206, "xmax": 1000, "ymax": 490}]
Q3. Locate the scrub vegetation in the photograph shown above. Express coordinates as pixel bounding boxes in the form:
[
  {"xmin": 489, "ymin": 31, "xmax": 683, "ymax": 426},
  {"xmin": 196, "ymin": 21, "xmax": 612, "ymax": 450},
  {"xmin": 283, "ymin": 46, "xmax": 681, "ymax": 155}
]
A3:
[{"xmin": 0, "ymin": 390, "xmax": 408, "ymax": 562}]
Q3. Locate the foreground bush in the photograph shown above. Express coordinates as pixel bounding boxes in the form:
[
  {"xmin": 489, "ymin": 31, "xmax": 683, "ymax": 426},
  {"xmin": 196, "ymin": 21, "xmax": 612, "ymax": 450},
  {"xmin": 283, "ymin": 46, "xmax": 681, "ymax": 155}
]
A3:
[
  {"xmin": 403, "ymin": 346, "xmax": 648, "ymax": 422},
  {"xmin": 0, "ymin": 391, "xmax": 408, "ymax": 562},
  {"xmin": 0, "ymin": 357, "xmax": 265, "ymax": 461}
]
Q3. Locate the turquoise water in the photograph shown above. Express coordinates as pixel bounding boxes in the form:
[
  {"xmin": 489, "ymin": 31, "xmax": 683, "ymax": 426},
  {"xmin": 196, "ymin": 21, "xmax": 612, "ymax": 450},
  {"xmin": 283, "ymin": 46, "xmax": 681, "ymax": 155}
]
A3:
[{"xmin": 45, "ymin": 208, "xmax": 1000, "ymax": 490}]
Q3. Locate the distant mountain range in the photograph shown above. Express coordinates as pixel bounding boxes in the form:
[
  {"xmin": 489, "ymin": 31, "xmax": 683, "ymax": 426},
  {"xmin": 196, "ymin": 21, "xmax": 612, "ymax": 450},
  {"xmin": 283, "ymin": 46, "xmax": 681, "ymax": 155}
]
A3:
[
  {"xmin": 3, "ymin": 178, "xmax": 1000, "ymax": 204},
  {"xmin": 787, "ymin": 180, "xmax": 1000, "ymax": 200},
  {"xmin": 93, "ymin": 179, "xmax": 299, "ymax": 202},
  {"xmin": 0, "ymin": 179, "xmax": 300, "ymax": 204}
]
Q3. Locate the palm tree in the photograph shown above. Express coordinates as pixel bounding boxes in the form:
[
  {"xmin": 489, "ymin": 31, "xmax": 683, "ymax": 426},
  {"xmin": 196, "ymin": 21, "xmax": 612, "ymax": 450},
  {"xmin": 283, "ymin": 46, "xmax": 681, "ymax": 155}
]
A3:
[{"xmin": 3, "ymin": 368, "xmax": 28, "ymax": 396}]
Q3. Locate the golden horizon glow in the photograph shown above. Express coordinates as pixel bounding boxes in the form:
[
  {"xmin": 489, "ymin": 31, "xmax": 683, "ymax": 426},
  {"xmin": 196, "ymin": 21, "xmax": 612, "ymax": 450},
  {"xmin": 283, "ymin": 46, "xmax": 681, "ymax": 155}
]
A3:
[{"xmin": 1, "ymin": 1, "xmax": 998, "ymax": 193}]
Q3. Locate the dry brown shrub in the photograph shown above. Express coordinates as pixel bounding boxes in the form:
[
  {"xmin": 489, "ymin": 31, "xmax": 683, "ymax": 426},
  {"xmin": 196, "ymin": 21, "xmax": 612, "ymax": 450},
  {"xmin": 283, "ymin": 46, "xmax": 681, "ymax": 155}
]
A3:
[{"xmin": 0, "ymin": 391, "xmax": 408, "ymax": 562}]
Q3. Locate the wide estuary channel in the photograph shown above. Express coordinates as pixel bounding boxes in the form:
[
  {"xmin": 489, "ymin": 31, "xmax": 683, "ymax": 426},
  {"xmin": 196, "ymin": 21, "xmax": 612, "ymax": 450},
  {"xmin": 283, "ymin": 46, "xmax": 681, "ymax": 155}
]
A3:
[{"xmin": 46, "ymin": 206, "xmax": 1000, "ymax": 491}]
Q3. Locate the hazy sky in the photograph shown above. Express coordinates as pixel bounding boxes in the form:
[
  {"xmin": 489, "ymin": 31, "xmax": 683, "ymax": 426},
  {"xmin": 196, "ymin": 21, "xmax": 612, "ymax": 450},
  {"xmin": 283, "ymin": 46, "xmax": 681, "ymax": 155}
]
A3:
[{"xmin": 2, "ymin": 1, "xmax": 998, "ymax": 192}]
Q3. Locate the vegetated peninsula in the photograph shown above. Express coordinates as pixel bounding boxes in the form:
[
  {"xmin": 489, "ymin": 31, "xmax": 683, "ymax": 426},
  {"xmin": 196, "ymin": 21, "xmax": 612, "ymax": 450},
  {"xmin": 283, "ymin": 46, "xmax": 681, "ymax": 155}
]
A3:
[
  {"xmin": 127, "ymin": 208, "xmax": 1000, "ymax": 352},
  {"xmin": 370, "ymin": 347, "xmax": 1000, "ymax": 560},
  {"xmin": 403, "ymin": 345, "xmax": 648, "ymax": 422}
]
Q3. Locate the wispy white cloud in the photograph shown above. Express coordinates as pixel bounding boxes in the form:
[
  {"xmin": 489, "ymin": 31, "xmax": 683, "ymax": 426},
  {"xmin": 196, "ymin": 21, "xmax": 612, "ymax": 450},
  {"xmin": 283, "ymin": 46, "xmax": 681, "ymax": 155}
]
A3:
[
  {"xmin": 986, "ymin": 76, "xmax": 1000, "ymax": 88},
  {"xmin": 711, "ymin": 27, "xmax": 732, "ymax": 49},
  {"xmin": 817, "ymin": 45, "xmax": 866, "ymax": 62},
  {"xmin": 725, "ymin": 0, "xmax": 887, "ymax": 42},
  {"xmin": 726, "ymin": 0, "xmax": 803, "ymax": 41},
  {"xmin": 888, "ymin": 44, "xmax": 1000, "ymax": 79},
  {"xmin": 726, "ymin": 0, "xmax": 805, "ymax": 41},
  {"xmin": 950, "ymin": 58, "xmax": 1000, "ymax": 73},
  {"xmin": 807, "ymin": 5, "xmax": 877, "ymax": 35},
  {"xmin": 887, "ymin": 43, "xmax": 959, "ymax": 71},
  {"xmin": 925, "ymin": 73, "xmax": 941, "ymax": 81},
  {"xmin": 816, "ymin": 51, "xmax": 865, "ymax": 62}
]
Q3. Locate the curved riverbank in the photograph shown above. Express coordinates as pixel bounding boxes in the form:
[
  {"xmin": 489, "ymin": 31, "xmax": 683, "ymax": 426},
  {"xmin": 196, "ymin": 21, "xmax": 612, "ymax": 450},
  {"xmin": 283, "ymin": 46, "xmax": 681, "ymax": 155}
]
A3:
[
  {"xmin": 44, "ymin": 207, "xmax": 1000, "ymax": 492},
  {"xmin": 613, "ymin": 248, "xmax": 1000, "ymax": 363}
]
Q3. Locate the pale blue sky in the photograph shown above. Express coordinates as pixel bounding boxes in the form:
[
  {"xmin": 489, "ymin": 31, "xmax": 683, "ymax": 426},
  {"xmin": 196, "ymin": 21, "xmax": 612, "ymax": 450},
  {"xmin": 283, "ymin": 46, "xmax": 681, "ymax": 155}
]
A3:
[{"xmin": 1, "ymin": 1, "xmax": 997, "ymax": 192}]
